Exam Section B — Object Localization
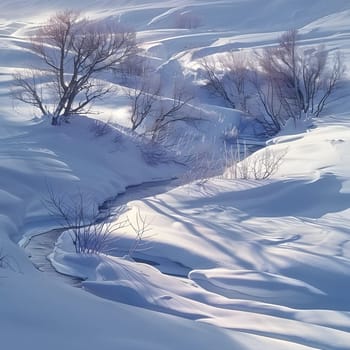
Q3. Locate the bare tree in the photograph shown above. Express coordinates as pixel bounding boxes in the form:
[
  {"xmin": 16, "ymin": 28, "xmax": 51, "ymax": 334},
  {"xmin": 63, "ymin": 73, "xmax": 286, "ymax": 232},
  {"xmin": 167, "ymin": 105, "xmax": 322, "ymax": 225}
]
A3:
[
  {"xmin": 13, "ymin": 10, "xmax": 137, "ymax": 125},
  {"xmin": 255, "ymin": 29, "xmax": 344, "ymax": 128}
]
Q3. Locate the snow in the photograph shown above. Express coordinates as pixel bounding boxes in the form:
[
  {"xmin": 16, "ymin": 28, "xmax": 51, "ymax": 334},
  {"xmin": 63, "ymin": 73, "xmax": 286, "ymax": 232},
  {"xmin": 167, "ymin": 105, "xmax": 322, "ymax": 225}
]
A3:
[{"xmin": 1, "ymin": 1, "xmax": 350, "ymax": 349}]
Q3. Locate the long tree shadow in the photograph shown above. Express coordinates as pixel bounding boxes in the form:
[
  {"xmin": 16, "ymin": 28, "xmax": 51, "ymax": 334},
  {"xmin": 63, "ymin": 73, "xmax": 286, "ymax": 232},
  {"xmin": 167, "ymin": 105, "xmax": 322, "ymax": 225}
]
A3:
[
  {"xmin": 142, "ymin": 195, "xmax": 269, "ymax": 271},
  {"xmin": 180, "ymin": 173, "xmax": 350, "ymax": 219}
]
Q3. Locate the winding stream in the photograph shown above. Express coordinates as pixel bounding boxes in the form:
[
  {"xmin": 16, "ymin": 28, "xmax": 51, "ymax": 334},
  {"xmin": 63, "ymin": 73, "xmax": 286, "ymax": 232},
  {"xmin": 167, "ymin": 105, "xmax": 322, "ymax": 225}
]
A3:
[
  {"xmin": 22, "ymin": 178, "xmax": 181, "ymax": 285},
  {"xmin": 24, "ymin": 228, "xmax": 83, "ymax": 286},
  {"xmin": 21, "ymin": 140, "xmax": 263, "ymax": 285},
  {"xmin": 21, "ymin": 134, "xmax": 265, "ymax": 285}
]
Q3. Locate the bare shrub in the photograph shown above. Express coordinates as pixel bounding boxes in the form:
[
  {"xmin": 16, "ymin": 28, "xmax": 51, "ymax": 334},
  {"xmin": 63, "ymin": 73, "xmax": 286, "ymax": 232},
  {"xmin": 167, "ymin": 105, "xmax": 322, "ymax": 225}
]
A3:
[
  {"xmin": 13, "ymin": 10, "xmax": 137, "ymax": 125},
  {"xmin": 127, "ymin": 208, "xmax": 151, "ymax": 258},
  {"xmin": 200, "ymin": 30, "xmax": 344, "ymax": 136},
  {"xmin": 200, "ymin": 52, "xmax": 251, "ymax": 111},
  {"xmin": 221, "ymin": 142, "xmax": 246, "ymax": 180},
  {"xmin": 182, "ymin": 140, "xmax": 286, "ymax": 184},
  {"xmin": 254, "ymin": 29, "xmax": 345, "ymax": 132},
  {"xmin": 224, "ymin": 145, "xmax": 287, "ymax": 180},
  {"xmin": 44, "ymin": 188, "xmax": 154, "ymax": 256},
  {"xmin": 44, "ymin": 189, "xmax": 127, "ymax": 254}
]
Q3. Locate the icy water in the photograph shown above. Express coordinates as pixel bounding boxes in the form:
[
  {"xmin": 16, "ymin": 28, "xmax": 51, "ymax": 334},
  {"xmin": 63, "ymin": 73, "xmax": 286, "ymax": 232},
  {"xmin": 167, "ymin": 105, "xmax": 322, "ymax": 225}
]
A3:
[{"xmin": 23, "ymin": 228, "xmax": 83, "ymax": 286}]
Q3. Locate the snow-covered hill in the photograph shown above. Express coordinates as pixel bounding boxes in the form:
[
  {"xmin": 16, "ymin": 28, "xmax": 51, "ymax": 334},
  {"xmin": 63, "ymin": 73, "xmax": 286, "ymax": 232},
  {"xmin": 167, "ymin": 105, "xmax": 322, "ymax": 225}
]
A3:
[{"xmin": 1, "ymin": 1, "xmax": 350, "ymax": 349}]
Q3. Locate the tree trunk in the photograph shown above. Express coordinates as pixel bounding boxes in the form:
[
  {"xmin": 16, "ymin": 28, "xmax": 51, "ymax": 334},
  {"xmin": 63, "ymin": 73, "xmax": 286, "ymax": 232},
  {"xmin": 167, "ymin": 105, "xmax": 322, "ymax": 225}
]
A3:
[{"xmin": 51, "ymin": 115, "xmax": 59, "ymax": 126}]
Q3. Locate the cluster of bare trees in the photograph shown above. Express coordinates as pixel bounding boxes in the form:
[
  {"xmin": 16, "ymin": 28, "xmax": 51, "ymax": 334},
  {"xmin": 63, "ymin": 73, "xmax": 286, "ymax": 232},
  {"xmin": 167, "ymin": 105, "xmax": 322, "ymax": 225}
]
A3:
[
  {"xmin": 13, "ymin": 10, "xmax": 137, "ymax": 125},
  {"xmin": 13, "ymin": 11, "xmax": 345, "ymax": 139},
  {"xmin": 13, "ymin": 9, "xmax": 194, "ymax": 141},
  {"xmin": 201, "ymin": 29, "xmax": 345, "ymax": 135}
]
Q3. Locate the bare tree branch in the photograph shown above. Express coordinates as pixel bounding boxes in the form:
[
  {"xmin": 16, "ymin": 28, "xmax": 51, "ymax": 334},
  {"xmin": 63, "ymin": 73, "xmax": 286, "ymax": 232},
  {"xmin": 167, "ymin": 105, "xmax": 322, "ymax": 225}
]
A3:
[
  {"xmin": 127, "ymin": 74, "xmax": 195, "ymax": 142},
  {"xmin": 126, "ymin": 76, "xmax": 161, "ymax": 131},
  {"xmin": 151, "ymin": 80, "xmax": 194, "ymax": 141}
]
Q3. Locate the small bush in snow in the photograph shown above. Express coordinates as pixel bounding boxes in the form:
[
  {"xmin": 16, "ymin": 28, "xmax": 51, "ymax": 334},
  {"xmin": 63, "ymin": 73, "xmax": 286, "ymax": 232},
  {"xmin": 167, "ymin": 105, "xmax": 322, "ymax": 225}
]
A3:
[
  {"xmin": 44, "ymin": 189, "xmax": 127, "ymax": 254},
  {"xmin": 183, "ymin": 142, "xmax": 286, "ymax": 183},
  {"xmin": 223, "ymin": 145, "xmax": 287, "ymax": 180},
  {"xmin": 45, "ymin": 188, "xmax": 152, "ymax": 256},
  {"xmin": 127, "ymin": 208, "xmax": 151, "ymax": 258}
]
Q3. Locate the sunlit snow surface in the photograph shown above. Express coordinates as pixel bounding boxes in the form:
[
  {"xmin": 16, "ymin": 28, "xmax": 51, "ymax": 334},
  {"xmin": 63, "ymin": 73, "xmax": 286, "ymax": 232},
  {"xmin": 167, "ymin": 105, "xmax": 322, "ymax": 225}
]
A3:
[{"xmin": 1, "ymin": 1, "xmax": 350, "ymax": 349}]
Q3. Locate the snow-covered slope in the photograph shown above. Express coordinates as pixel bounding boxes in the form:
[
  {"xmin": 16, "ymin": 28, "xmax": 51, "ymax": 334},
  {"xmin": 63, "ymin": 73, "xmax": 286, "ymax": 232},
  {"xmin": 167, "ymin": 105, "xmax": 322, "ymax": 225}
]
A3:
[{"xmin": 1, "ymin": 1, "xmax": 350, "ymax": 349}]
